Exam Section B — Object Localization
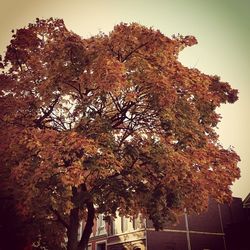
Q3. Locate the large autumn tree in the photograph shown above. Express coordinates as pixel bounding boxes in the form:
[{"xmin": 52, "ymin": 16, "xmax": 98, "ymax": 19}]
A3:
[{"xmin": 0, "ymin": 18, "xmax": 240, "ymax": 250}]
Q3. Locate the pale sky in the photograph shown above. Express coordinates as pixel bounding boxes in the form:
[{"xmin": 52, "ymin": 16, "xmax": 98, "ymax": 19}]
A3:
[{"xmin": 0, "ymin": 0, "xmax": 249, "ymax": 199}]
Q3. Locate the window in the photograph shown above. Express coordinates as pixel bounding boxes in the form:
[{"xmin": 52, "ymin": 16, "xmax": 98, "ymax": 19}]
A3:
[
  {"xmin": 121, "ymin": 216, "xmax": 128, "ymax": 232},
  {"xmin": 133, "ymin": 214, "xmax": 145, "ymax": 230},
  {"xmin": 96, "ymin": 242, "xmax": 106, "ymax": 250},
  {"xmin": 97, "ymin": 214, "xmax": 106, "ymax": 235},
  {"xmin": 133, "ymin": 217, "xmax": 139, "ymax": 230},
  {"xmin": 110, "ymin": 219, "xmax": 116, "ymax": 235},
  {"xmin": 111, "ymin": 216, "xmax": 120, "ymax": 235}
]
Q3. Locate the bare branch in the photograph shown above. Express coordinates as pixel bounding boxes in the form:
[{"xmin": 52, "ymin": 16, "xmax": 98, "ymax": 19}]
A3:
[
  {"xmin": 121, "ymin": 42, "xmax": 149, "ymax": 62},
  {"xmin": 34, "ymin": 95, "xmax": 60, "ymax": 128}
]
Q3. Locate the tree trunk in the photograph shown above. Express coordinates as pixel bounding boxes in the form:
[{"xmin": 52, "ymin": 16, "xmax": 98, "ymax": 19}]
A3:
[
  {"xmin": 77, "ymin": 200, "xmax": 95, "ymax": 250},
  {"xmin": 67, "ymin": 206, "xmax": 80, "ymax": 250}
]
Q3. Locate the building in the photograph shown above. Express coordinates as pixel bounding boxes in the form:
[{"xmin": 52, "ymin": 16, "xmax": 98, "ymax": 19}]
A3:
[
  {"xmin": 223, "ymin": 194, "xmax": 250, "ymax": 250},
  {"xmin": 85, "ymin": 197, "xmax": 249, "ymax": 250}
]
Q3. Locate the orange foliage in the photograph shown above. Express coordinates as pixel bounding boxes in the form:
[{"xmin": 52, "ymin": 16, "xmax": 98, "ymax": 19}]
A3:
[{"xmin": 0, "ymin": 18, "xmax": 240, "ymax": 249}]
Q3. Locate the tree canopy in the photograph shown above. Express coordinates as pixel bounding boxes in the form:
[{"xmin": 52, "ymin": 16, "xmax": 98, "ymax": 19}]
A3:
[{"xmin": 0, "ymin": 18, "xmax": 240, "ymax": 250}]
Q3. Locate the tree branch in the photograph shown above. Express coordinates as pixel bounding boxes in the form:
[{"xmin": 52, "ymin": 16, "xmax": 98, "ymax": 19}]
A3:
[
  {"xmin": 34, "ymin": 95, "xmax": 60, "ymax": 128},
  {"xmin": 121, "ymin": 42, "xmax": 149, "ymax": 62},
  {"xmin": 63, "ymin": 81, "xmax": 84, "ymax": 99},
  {"xmin": 111, "ymin": 101, "xmax": 136, "ymax": 128}
]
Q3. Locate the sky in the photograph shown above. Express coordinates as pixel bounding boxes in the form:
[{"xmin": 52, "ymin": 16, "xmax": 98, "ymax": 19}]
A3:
[{"xmin": 0, "ymin": 0, "xmax": 249, "ymax": 199}]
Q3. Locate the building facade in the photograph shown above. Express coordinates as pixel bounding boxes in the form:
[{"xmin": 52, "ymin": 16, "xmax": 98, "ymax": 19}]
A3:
[{"xmin": 85, "ymin": 197, "xmax": 249, "ymax": 250}]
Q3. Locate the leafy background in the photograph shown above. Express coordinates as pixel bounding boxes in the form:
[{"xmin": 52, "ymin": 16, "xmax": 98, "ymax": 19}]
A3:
[{"xmin": 0, "ymin": 0, "xmax": 249, "ymax": 199}]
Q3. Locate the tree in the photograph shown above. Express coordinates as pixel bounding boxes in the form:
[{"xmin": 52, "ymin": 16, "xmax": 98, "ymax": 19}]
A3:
[{"xmin": 0, "ymin": 18, "xmax": 240, "ymax": 250}]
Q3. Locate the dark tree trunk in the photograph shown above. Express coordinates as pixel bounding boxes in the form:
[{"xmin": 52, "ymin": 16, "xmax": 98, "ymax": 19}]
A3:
[
  {"xmin": 77, "ymin": 200, "xmax": 95, "ymax": 250},
  {"xmin": 66, "ymin": 184, "xmax": 95, "ymax": 250},
  {"xmin": 67, "ymin": 206, "xmax": 80, "ymax": 250},
  {"xmin": 67, "ymin": 187, "xmax": 80, "ymax": 250}
]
